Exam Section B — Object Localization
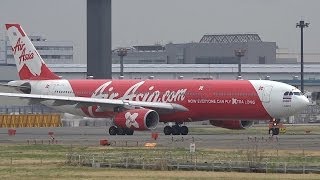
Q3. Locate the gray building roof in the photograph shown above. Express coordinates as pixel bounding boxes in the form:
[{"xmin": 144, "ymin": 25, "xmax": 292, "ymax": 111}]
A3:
[{"xmin": 199, "ymin": 34, "xmax": 262, "ymax": 43}]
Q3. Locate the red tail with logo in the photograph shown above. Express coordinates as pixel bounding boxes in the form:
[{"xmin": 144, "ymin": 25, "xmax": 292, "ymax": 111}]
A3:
[{"xmin": 5, "ymin": 24, "xmax": 60, "ymax": 80}]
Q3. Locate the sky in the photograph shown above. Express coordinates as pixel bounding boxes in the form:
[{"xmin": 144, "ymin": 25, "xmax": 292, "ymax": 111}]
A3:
[{"xmin": 0, "ymin": 0, "xmax": 319, "ymax": 64}]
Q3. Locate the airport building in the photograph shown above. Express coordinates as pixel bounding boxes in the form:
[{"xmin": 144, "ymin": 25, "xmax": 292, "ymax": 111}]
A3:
[
  {"xmin": 0, "ymin": 35, "xmax": 73, "ymax": 64},
  {"xmin": 112, "ymin": 34, "xmax": 301, "ymax": 64},
  {"xmin": 112, "ymin": 46, "xmax": 167, "ymax": 64}
]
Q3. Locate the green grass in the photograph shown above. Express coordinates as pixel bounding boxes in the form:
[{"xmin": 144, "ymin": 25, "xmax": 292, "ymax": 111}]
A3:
[
  {"xmin": 0, "ymin": 144, "xmax": 318, "ymax": 179},
  {"xmin": 0, "ymin": 144, "xmax": 319, "ymax": 166}
]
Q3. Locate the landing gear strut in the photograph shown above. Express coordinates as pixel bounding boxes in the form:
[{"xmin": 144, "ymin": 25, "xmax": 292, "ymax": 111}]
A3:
[
  {"xmin": 269, "ymin": 119, "xmax": 280, "ymax": 136},
  {"xmin": 109, "ymin": 126, "xmax": 134, "ymax": 135},
  {"xmin": 164, "ymin": 123, "xmax": 189, "ymax": 135}
]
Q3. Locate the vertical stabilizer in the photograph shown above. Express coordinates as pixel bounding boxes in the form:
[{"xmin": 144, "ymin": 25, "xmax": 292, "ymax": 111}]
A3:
[{"xmin": 5, "ymin": 24, "xmax": 60, "ymax": 80}]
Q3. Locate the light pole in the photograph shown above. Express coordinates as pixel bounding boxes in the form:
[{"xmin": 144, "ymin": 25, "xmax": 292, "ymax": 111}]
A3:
[
  {"xmin": 296, "ymin": 20, "xmax": 309, "ymax": 93},
  {"xmin": 117, "ymin": 48, "xmax": 127, "ymax": 77},
  {"xmin": 234, "ymin": 49, "xmax": 246, "ymax": 79}
]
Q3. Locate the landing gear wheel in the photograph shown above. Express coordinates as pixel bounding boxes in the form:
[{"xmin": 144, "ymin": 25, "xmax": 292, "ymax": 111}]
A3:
[
  {"xmin": 109, "ymin": 126, "xmax": 117, "ymax": 135},
  {"xmin": 180, "ymin": 126, "xmax": 189, "ymax": 135},
  {"xmin": 172, "ymin": 125, "xmax": 181, "ymax": 135},
  {"xmin": 273, "ymin": 128, "xmax": 279, "ymax": 135},
  {"xmin": 117, "ymin": 128, "xmax": 125, "ymax": 135},
  {"xmin": 125, "ymin": 128, "xmax": 134, "ymax": 135},
  {"xmin": 269, "ymin": 118, "xmax": 281, "ymax": 136},
  {"xmin": 164, "ymin": 126, "xmax": 172, "ymax": 135},
  {"xmin": 269, "ymin": 128, "xmax": 280, "ymax": 136}
]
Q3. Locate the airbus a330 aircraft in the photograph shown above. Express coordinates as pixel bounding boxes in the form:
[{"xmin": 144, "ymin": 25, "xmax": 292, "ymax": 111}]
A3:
[{"xmin": 0, "ymin": 24, "xmax": 310, "ymax": 136}]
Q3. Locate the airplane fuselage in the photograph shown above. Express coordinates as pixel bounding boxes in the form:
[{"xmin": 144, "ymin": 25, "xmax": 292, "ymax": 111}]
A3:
[{"xmin": 11, "ymin": 79, "xmax": 309, "ymax": 123}]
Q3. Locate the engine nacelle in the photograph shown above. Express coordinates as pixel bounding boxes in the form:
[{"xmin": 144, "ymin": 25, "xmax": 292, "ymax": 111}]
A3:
[
  {"xmin": 209, "ymin": 120, "xmax": 254, "ymax": 130},
  {"xmin": 19, "ymin": 82, "xmax": 31, "ymax": 94},
  {"xmin": 7, "ymin": 81, "xmax": 31, "ymax": 94},
  {"xmin": 114, "ymin": 109, "xmax": 159, "ymax": 130}
]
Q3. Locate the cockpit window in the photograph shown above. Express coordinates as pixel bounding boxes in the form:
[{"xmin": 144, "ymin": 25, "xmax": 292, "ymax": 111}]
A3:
[
  {"xmin": 284, "ymin": 91, "xmax": 301, "ymax": 96},
  {"xmin": 293, "ymin": 92, "xmax": 301, "ymax": 96}
]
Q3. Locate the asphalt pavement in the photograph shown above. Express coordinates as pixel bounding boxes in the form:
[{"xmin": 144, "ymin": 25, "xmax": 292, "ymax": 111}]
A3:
[{"xmin": 0, "ymin": 126, "xmax": 319, "ymax": 151}]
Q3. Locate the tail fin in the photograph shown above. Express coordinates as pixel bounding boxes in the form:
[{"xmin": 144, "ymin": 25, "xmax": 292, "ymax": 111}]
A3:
[{"xmin": 5, "ymin": 24, "xmax": 60, "ymax": 80}]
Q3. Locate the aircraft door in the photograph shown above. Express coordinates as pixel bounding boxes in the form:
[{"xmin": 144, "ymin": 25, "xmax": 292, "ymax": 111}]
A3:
[
  {"xmin": 258, "ymin": 85, "xmax": 273, "ymax": 103},
  {"xmin": 47, "ymin": 83, "xmax": 57, "ymax": 95}
]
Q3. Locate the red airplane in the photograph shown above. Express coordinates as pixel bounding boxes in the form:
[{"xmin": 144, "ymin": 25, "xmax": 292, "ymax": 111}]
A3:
[{"xmin": 0, "ymin": 24, "xmax": 309, "ymax": 136}]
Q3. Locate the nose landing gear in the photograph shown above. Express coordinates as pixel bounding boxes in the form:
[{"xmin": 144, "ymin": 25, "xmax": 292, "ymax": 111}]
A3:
[{"xmin": 269, "ymin": 118, "xmax": 281, "ymax": 136}]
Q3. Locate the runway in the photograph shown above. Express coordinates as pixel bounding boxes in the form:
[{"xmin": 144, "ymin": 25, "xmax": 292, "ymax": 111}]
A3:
[{"xmin": 0, "ymin": 126, "xmax": 319, "ymax": 151}]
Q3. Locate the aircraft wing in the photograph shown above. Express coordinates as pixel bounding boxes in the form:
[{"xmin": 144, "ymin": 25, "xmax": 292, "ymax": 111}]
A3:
[
  {"xmin": 0, "ymin": 92, "xmax": 188, "ymax": 113},
  {"xmin": 0, "ymin": 83, "xmax": 21, "ymax": 93}
]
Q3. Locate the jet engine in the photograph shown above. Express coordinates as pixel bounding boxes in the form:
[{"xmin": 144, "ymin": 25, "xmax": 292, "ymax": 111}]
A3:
[
  {"xmin": 113, "ymin": 109, "xmax": 159, "ymax": 130},
  {"xmin": 209, "ymin": 120, "xmax": 254, "ymax": 130},
  {"xmin": 6, "ymin": 81, "xmax": 31, "ymax": 94},
  {"xmin": 19, "ymin": 82, "xmax": 31, "ymax": 94}
]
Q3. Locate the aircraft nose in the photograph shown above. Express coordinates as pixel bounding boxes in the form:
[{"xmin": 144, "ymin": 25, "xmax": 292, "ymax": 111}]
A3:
[
  {"xmin": 296, "ymin": 96, "xmax": 310, "ymax": 110},
  {"xmin": 302, "ymin": 96, "xmax": 310, "ymax": 106}
]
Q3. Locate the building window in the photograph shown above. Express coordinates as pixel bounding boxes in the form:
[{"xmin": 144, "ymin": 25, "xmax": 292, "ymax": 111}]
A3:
[
  {"xmin": 139, "ymin": 60, "xmax": 152, "ymax": 64},
  {"xmin": 154, "ymin": 60, "xmax": 165, "ymax": 63},
  {"xmin": 195, "ymin": 57, "xmax": 237, "ymax": 64},
  {"xmin": 259, "ymin": 56, "xmax": 266, "ymax": 64},
  {"xmin": 52, "ymin": 55, "xmax": 60, "ymax": 59}
]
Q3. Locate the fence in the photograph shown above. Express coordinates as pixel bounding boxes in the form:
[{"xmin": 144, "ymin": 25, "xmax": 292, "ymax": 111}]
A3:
[
  {"xmin": 0, "ymin": 105, "xmax": 58, "ymax": 114},
  {"xmin": 0, "ymin": 114, "xmax": 61, "ymax": 127},
  {"xmin": 65, "ymin": 152, "xmax": 320, "ymax": 174}
]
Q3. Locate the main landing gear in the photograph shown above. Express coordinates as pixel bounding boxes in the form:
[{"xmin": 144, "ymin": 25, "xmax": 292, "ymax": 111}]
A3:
[
  {"xmin": 109, "ymin": 126, "xmax": 134, "ymax": 135},
  {"xmin": 164, "ymin": 123, "xmax": 189, "ymax": 135},
  {"xmin": 268, "ymin": 118, "xmax": 280, "ymax": 136}
]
